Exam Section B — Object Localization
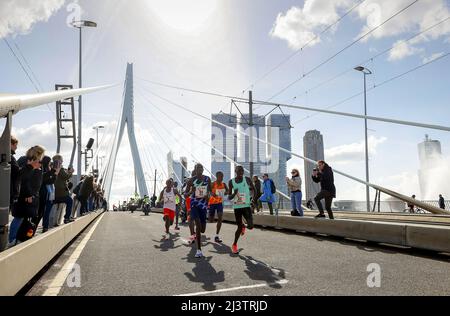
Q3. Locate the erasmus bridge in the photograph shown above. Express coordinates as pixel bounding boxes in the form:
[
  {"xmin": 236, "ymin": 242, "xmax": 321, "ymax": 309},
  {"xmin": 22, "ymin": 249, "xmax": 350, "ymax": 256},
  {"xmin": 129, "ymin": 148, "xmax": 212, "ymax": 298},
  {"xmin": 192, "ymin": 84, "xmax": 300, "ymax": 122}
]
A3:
[
  {"xmin": 1, "ymin": 4, "xmax": 450, "ymax": 296},
  {"xmin": 0, "ymin": 61, "xmax": 449, "ymax": 296}
]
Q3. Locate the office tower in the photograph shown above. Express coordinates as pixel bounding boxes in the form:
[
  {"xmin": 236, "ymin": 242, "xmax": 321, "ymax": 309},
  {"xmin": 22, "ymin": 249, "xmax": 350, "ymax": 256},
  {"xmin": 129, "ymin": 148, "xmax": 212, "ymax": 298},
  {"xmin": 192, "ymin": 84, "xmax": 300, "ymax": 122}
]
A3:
[
  {"xmin": 239, "ymin": 113, "xmax": 267, "ymax": 177},
  {"xmin": 267, "ymin": 114, "xmax": 291, "ymax": 195},
  {"xmin": 211, "ymin": 113, "xmax": 237, "ymax": 183},
  {"xmin": 303, "ymin": 130, "xmax": 324, "ymax": 202},
  {"xmin": 418, "ymin": 134, "xmax": 442, "ymax": 199}
]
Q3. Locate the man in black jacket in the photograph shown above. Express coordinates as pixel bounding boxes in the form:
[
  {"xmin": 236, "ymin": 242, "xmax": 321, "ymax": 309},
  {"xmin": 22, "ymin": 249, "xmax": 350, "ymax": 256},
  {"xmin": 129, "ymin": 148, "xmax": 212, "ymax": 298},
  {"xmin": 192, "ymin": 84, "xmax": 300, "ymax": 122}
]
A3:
[
  {"xmin": 312, "ymin": 160, "xmax": 336, "ymax": 220},
  {"xmin": 439, "ymin": 194, "xmax": 446, "ymax": 210},
  {"xmin": 10, "ymin": 136, "xmax": 20, "ymax": 207}
]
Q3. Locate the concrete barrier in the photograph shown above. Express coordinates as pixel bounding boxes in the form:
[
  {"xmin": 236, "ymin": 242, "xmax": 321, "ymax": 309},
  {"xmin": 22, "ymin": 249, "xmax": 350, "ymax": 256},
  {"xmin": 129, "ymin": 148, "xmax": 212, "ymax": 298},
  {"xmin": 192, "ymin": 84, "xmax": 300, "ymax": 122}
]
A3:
[
  {"xmin": 0, "ymin": 211, "xmax": 103, "ymax": 296},
  {"xmin": 406, "ymin": 225, "xmax": 450, "ymax": 253},
  {"xmin": 157, "ymin": 208, "xmax": 450, "ymax": 253}
]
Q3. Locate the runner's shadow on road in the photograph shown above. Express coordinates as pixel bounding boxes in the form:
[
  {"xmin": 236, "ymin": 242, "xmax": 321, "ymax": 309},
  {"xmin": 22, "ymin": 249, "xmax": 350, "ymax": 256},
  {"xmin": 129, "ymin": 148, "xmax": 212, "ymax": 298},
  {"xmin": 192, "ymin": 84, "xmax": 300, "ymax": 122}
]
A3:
[
  {"xmin": 152, "ymin": 234, "xmax": 183, "ymax": 252},
  {"xmin": 209, "ymin": 243, "xmax": 286, "ymax": 289},
  {"xmin": 240, "ymin": 255, "xmax": 286, "ymax": 289},
  {"xmin": 182, "ymin": 246, "xmax": 225, "ymax": 291}
]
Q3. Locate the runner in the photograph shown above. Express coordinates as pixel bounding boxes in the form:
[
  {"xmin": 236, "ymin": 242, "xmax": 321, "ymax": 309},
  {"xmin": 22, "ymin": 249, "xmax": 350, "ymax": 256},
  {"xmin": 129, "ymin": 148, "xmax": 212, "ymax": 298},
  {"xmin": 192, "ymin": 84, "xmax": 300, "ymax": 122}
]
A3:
[
  {"xmin": 208, "ymin": 171, "xmax": 228, "ymax": 243},
  {"xmin": 158, "ymin": 179, "xmax": 181, "ymax": 240},
  {"xmin": 228, "ymin": 165, "xmax": 255, "ymax": 254},
  {"xmin": 184, "ymin": 173, "xmax": 196, "ymax": 244},
  {"xmin": 174, "ymin": 181, "xmax": 181, "ymax": 230},
  {"xmin": 184, "ymin": 164, "xmax": 211, "ymax": 258}
]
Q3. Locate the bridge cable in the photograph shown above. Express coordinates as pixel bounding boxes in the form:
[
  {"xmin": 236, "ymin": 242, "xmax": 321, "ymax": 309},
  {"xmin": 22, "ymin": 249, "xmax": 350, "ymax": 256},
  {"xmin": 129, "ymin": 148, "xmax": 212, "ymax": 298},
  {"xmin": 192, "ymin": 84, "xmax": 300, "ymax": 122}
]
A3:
[
  {"xmin": 266, "ymin": 0, "xmax": 420, "ymax": 102},
  {"xmin": 241, "ymin": 0, "xmax": 367, "ymax": 94}
]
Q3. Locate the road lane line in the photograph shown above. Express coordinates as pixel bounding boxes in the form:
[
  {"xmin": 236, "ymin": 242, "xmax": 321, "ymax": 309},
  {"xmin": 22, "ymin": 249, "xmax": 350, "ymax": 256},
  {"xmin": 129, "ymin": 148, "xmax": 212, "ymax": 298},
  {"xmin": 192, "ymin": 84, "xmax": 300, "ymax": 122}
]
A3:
[
  {"xmin": 174, "ymin": 279, "xmax": 289, "ymax": 296},
  {"xmin": 42, "ymin": 213, "xmax": 105, "ymax": 296}
]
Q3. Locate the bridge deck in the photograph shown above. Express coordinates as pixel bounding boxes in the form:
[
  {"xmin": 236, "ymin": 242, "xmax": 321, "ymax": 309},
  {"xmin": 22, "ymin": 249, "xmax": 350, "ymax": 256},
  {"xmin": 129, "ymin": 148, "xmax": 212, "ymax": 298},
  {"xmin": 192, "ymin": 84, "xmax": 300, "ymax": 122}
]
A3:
[{"xmin": 27, "ymin": 212, "xmax": 450, "ymax": 296}]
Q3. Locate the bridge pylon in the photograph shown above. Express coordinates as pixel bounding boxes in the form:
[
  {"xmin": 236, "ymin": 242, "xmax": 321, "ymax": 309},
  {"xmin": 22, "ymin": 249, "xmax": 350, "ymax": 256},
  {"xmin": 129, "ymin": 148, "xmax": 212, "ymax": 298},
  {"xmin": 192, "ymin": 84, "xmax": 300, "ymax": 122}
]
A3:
[{"xmin": 103, "ymin": 63, "xmax": 148, "ymax": 202}]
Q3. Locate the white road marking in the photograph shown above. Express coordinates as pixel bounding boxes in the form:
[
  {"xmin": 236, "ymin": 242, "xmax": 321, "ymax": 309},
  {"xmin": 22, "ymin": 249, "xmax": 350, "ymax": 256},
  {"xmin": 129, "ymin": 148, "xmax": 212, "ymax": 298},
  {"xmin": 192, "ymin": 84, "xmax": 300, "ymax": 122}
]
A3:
[
  {"xmin": 174, "ymin": 279, "xmax": 289, "ymax": 296},
  {"xmin": 42, "ymin": 213, "xmax": 105, "ymax": 296}
]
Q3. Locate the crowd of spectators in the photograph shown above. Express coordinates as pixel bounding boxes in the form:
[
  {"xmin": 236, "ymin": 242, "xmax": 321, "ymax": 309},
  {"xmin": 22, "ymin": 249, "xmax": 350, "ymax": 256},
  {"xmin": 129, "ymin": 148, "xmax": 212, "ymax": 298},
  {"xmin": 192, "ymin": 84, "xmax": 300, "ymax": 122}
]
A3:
[{"xmin": 8, "ymin": 135, "xmax": 107, "ymax": 248}]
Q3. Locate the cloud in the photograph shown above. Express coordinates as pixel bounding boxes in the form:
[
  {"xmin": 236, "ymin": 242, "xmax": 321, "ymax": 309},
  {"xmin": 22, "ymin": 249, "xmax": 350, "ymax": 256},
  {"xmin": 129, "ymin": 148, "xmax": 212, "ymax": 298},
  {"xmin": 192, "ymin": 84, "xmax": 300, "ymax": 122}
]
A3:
[
  {"xmin": 422, "ymin": 52, "xmax": 445, "ymax": 64},
  {"xmin": 269, "ymin": 0, "xmax": 356, "ymax": 50},
  {"xmin": 325, "ymin": 136, "xmax": 387, "ymax": 164},
  {"xmin": 0, "ymin": 0, "xmax": 66, "ymax": 39},
  {"xmin": 356, "ymin": 0, "xmax": 450, "ymax": 41},
  {"xmin": 388, "ymin": 40, "xmax": 424, "ymax": 61},
  {"xmin": 271, "ymin": 0, "xmax": 450, "ymax": 55}
]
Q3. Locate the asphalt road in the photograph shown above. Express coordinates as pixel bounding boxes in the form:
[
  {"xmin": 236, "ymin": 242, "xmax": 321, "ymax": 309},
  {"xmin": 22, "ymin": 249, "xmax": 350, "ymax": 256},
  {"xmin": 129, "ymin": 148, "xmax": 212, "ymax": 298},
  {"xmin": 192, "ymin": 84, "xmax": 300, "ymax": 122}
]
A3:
[{"xmin": 28, "ymin": 212, "xmax": 450, "ymax": 296}]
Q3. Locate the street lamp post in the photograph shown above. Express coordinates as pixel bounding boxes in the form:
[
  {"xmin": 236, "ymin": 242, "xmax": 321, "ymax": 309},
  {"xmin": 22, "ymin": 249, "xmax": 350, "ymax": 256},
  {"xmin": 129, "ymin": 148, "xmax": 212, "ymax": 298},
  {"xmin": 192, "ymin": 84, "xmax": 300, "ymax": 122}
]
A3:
[
  {"xmin": 93, "ymin": 125, "xmax": 105, "ymax": 172},
  {"xmin": 355, "ymin": 66, "xmax": 372, "ymax": 213},
  {"xmin": 72, "ymin": 20, "xmax": 97, "ymax": 184}
]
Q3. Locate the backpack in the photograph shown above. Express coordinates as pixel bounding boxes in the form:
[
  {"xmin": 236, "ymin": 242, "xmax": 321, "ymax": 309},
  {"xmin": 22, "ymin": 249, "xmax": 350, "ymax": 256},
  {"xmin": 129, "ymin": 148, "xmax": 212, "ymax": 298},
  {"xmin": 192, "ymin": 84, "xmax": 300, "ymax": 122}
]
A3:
[
  {"xmin": 270, "ymin": 180, "xmax": 276, "ymax": 194},
  {"xmin": 17, "ymin": 218, "xmax": 36, "ymax": 242}
]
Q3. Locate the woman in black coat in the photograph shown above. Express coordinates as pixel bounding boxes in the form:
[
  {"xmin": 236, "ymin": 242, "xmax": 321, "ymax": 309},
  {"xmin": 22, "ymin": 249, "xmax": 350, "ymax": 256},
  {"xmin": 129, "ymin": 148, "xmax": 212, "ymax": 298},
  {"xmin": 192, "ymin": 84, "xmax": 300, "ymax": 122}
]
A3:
[{"xmin": 8, "ymin": 146, "xmax": 45, "ymax": 246}]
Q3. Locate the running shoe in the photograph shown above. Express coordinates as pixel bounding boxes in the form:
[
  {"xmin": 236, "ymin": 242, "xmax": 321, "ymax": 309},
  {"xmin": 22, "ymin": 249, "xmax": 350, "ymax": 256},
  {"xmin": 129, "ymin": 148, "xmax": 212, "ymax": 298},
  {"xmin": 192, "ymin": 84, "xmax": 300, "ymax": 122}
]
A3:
[
  {"xmin": 195, "ymin": 250, "xmax": 204, "ymax": 258},
  {"xmin": 214, "ymin": 236, "xmax": 223, "ymax": 243},
  {"xmin": 315, "ymin": 214, "xmax": 326, "ymax": 219},
  {"xmin": 241, "ymin": 225, "xmax": 246, "ymax": 236},
  {"xmin": 232, "ymin": 244, "xmax": 239, "ymax": 254}
]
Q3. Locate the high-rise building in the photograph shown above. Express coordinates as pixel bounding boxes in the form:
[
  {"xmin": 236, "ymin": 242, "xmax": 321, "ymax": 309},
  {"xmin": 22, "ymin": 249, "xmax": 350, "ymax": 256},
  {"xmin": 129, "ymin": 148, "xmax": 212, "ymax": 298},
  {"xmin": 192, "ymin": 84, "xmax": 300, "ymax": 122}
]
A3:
[
  {"xmin": 239, "ymin": 113, "xmax": 267, "ymax": 177},
  {"xmin": 418, "ymin": 134, "xmax": 442, "ymax": 198},
  {"xmin": 211, "ymin": 113, "xmax": 237, "ymax": 183},
  {"xmin": 267, "ymin": 114, "xmax": 291, "ymax": 195},
  {"xmin": 303, "ymin": 130, "xmax": 324, "ymax": 202},
  {"xmin": 167, "ymin": 151, "xmax": 184, "ymax": 185}
]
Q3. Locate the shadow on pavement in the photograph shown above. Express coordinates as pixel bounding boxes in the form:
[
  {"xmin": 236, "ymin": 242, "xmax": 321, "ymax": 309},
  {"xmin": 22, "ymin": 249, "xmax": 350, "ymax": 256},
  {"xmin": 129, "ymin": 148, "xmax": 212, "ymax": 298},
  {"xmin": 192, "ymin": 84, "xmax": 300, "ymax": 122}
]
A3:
[
  {"xmin": 210, "ymin": 242, "xmax": 287, "ymax": 289},
  {"xmin": 152, "ymin": 233, "xmax": 183, "ymax": 252},
  {"xmin": 182, "ymin": 246, "xmax": 225, "ymax": 291}
]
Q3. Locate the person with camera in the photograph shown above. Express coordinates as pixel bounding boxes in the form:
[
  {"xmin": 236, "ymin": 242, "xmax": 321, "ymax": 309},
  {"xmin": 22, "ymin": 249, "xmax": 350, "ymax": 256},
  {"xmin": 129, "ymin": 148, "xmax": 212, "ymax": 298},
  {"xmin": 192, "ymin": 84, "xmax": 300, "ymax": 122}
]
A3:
[
  {"xmin": 8, "ymin": 146, "xmax": 45, "ymax": 247},
  {"xmin": 53, "ymin": 155, "xmax": 75, "ymax": 224},
  {"xmin": 312, "ymin": 160, "xmax": 336, "ymax": 220},
  {"xmin": 286, "ymin": 169, "xmax": 303, "ymax": 217}
]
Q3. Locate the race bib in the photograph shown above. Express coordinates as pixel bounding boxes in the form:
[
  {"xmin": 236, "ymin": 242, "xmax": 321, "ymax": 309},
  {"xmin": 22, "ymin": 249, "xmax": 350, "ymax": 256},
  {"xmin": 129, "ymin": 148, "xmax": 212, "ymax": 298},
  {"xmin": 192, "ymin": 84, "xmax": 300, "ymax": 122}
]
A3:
[
  {"xmin": 234, "ymin": 193, "xmax": 247, "ymax": 205},
  {"xmin": 195, "ymin": 186, "xmax": 207, "ymax": 199},
  {"xmin": 216, "ymin": 189, "xmax": 226, "ymax": 199},
  {"xmin": 165, "ymin": 195, "xmax": 175, "ymax": 204}
]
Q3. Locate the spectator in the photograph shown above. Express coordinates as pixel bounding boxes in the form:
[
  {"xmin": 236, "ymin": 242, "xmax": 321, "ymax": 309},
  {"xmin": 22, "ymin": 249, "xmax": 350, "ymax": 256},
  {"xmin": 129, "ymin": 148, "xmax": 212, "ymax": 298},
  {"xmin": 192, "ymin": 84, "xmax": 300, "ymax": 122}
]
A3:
[
  {"xmin": 10, "ymin": 136, "xmax": 20, "ymax": 207},
  {"xmin": 312, "ymin": 160, "xmax": 336, "ymax": 220},
  {"xmin": 41, "ymin": 157, "xmax": 60, "ymax": 233},
  {"xmin": 286, "ymin": 169, "xmax": 303, "ymax": 217},
  {"xmin": 79, "ymin": 175, "xmax": 94, "ymax": 216},
  {"xmin": 34, "ymin": 156, "xmax": 56, "ymax": 231},
  {"xmin": 8, "ymin": 145, "xmax": 45, "ymax": 246},
  {"xmin": 439, "ymin": 194, "xmax": 445, "ymax": 210},
  {"xmin": 259, "ymin": 173, "xmax": 276, "ymax": 215},
  {"xmin": 252, "ymin": 175, "xmax": 262, "ymax": 214},
  {"xmin": 53, "ymin": 155, "xmax": 75, "ymax": 224}
]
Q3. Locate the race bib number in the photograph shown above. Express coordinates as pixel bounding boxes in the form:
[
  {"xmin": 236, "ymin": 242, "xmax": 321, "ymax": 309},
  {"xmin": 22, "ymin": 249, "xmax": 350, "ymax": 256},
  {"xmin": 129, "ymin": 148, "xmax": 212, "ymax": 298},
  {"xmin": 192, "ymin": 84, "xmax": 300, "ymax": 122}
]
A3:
[
  {"xmin": 216, "ymin": 189, "xmax": 226, "ymax": 199},
  {"xmin": 234, "ymin": 193, "xmax": 247, "ymax": 205},
  {"xmin": 165, "ymin": 195, "xmax": 174, "ymax": 204},
  {"xmin": 195, "ymin": 186, "xmax": 207, "ymax": 199}
]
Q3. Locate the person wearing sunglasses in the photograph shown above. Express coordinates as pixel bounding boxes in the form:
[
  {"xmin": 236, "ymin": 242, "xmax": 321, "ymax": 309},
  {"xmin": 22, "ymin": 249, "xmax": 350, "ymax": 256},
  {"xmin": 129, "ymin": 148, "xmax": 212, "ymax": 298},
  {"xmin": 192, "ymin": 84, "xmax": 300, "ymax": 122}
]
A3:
[{"xmin": 286, "ymin": 169, "xmax": 303, "ymax": 217}]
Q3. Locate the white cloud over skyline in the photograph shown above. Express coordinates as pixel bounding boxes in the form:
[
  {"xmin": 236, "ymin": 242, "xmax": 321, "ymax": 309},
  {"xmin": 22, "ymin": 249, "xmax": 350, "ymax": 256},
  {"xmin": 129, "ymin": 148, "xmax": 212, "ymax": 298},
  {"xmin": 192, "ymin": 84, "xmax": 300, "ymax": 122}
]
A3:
[{"xmin": 325, "ymin": 135, "xmax": 387, "ymax": 164}]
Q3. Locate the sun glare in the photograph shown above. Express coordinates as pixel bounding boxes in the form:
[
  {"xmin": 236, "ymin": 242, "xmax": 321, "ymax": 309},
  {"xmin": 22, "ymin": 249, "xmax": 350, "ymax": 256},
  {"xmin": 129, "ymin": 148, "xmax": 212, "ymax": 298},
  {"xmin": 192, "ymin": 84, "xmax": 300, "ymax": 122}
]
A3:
[{"xmin": 146, "ymin": 0, "xmax": 219, "ymax": 32}]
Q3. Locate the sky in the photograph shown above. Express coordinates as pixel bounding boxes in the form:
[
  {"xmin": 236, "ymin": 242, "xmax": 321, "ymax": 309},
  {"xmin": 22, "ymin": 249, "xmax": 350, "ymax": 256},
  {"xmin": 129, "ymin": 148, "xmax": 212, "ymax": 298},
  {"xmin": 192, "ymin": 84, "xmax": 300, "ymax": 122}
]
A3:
[{"xmin": 1, "ymin": 0, "xmax": 450, "ymax": 204}]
